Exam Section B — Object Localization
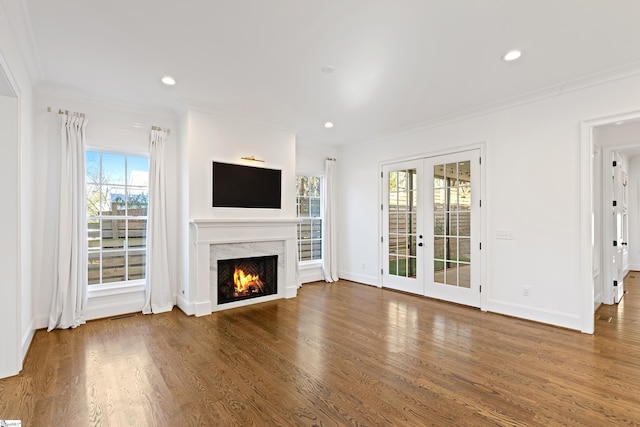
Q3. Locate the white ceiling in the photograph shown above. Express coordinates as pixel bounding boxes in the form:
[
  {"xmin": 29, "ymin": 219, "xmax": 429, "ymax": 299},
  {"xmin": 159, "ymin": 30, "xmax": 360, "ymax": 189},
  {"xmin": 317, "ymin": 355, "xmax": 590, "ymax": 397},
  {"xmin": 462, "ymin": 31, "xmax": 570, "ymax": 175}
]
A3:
[{"xmin": 17, "ymin": 0, "xmax": 640, "ymax": 147}]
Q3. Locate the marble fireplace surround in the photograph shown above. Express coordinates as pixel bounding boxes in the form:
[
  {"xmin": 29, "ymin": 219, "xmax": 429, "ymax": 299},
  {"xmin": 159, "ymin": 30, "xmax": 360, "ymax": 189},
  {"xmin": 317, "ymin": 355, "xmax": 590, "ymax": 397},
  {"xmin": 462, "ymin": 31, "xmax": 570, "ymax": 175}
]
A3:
[{"xmin": 187, "ymin": 219, "xmax": 298, "ymax": 316}]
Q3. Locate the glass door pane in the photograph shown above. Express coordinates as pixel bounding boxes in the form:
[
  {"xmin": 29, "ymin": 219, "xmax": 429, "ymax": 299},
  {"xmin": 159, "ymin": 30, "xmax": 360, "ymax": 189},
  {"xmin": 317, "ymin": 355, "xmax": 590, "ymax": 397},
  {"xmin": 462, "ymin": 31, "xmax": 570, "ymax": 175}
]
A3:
[
  {"xmin": 388, "ymin": 168, "xmax": 418, "ymax": 278},
  {"xmin": 433, "ymin": 160, "xmax": 472, "ymax": 288}
]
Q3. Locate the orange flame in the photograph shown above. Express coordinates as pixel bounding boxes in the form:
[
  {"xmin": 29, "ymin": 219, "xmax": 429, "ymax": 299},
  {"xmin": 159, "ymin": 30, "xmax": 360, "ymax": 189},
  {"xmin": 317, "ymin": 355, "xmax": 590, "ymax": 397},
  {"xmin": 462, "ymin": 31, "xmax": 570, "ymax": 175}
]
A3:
[{"xmin": 233, "ymin": 268, "xmax": 260, "ymax": 293}]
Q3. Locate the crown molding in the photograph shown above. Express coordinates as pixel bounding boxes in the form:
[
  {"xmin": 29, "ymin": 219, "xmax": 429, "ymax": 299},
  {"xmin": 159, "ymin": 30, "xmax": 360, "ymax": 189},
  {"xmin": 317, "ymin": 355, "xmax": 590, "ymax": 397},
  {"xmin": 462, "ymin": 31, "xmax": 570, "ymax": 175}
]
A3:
[
  {"xmin": 1, "ymin": 0, "xmax": 44, "ymax": 83},
  {"xmin": 341, "ymin": 60, "xmax": 640, "ymax": 152}
]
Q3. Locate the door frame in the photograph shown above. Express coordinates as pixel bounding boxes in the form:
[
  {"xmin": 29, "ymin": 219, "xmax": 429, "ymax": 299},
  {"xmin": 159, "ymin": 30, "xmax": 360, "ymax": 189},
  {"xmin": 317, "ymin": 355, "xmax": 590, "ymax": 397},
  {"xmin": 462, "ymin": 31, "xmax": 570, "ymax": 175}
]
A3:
[
  {"xmin": 378, "ymin": 143, "xmax": 487, "ymax": 311},
  {"xmin": 580, "ymin": 110, "xmax": 640, "ymax": 334}
]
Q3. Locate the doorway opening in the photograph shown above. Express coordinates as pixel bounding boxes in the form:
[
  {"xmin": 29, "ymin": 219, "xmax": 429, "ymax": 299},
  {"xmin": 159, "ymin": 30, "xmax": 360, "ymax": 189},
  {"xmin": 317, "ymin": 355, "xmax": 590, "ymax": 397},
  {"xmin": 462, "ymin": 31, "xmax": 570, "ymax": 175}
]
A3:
[{"xmin": 582, "ymin": 112, "xmax": 640, "ymax": 334}]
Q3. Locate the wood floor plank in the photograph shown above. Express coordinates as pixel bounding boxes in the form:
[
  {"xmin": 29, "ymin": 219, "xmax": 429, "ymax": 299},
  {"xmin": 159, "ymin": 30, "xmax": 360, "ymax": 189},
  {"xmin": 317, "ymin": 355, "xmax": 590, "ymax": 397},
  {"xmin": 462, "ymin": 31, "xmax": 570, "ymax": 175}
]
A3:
[{"xmin": 3, "ymin": 278, "xmax": 640, "ymax": 425}]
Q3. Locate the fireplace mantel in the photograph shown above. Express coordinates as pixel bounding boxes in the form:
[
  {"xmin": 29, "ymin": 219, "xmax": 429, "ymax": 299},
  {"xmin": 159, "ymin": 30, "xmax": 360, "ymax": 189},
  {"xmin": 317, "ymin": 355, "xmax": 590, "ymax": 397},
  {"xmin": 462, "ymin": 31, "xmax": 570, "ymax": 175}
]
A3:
[{"xmin": 181, "ymin": 218, "xmax": 299, "ymax": 316}]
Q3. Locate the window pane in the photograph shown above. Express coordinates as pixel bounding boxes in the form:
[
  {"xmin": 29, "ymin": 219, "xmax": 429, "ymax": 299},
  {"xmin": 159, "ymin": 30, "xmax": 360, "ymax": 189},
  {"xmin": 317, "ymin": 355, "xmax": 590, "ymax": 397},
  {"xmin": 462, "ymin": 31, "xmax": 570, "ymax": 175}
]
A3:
[
  {"xmin": 88, "ymin": 252, "xmax": 100, "ymax": 285},
  {"xmin": 408, "ymin": 257, "xmax": 417, "ymax": 278},
  {"xmin": 434, "ymin": 188, "xmax": 445, "ymax": 210},
  {"xmin": 459, "ymin": 238, "xmax": 471, "ymax": 263},
  {"xmin": 299, "ymin": 241, "xmax": 311, "ymax": 261},
  {"xmin": 298, "ymin": 220, "xmax": 311, "ymax": 240},
  {"xmin": 459, "ymin": 211, "xmax": 470, "ymax": 237},
  {"xmin": 397, "ymin": 235, "xmax": 407, "ymax": 255},
  {"xmin": 389, "ymin": 256, "xmax": 397, "ymax": 276},
  {"xmin": 434, "ymin": 237, "xmax": 445, "ymax": 259},
  {"xmin": 434, "ymin": 165, "xmax": 445, "ymax": 188},
  {"xmin": 102, "ymin": 153, "xmax": 126, "ymax": 185},
  {"xmin": 310, "ymin": 197, "xmax": 320, "ymax": 217},
  {"xmin": 309, "ymin": 177, "xmax": 320, "ymax": 197},
  {"xmin": 128, "ymin": 251, "xmax": 146, "ymax": 280},
  {"xmin": 311, "ymin": 241, "xmax": 322, "ymax": 260},
  {"xmin": 389, "ymin": 171, "xmax": 397, "ymax": 192},
  {"xmin": 446, "ymin": 237, "xmax": 458, "ymax": 261},
  {"xmin": 127, "ymin": 155, "xmax": 149, "ymax": 186},
  {"xmin": 127, "ymin": 189, "xmax": 148, "ymax": 216},
  {"xmin": 128, "ymin": 219, "xmax": 147, "ymax": 249},
  {"xmin": 87, "ymin": 184, "xmax": 102, "ymax": 216},
  {"xmin": 448, "ymin": 212, "xmax": 458, "ymax": 236},
  {"xmin": 102, "ymin": 251, "xmax": 126, "ymax": 283},
  {"xmin": 86, "ymin": 151, "xmax": 101, "ymax": 185},
  {"xmin": 459, "ymin": 187, "xmax": 471, "ymax": 211},
  {"xmin": 434, "ymin": 260, "xmax": 444, "ymax": 283},
  {"xmin": 298, "ymin": 197, "xmax": 310, "ymax": 217},
  {"xmin": 434, "ymin": 211, "xmax": 445, "ymax": 235},
  {"xmin": 88, "ymin": 219, "xmax": 100, "ymax": 250},
  {"xmin": 102, "ymin": 219, "xmax": 124, "ymax": 250},
  {"xmin": 311, "ymin": 220, "xmax": 322, "ymax": 239},
  {"xmin": 445, "ymin": 262, "xmax": 458, "ymax": 286},
  {"xmin": 445, "ymin": 163, "xmax": 457, "ymax": 187},
  {"xmin": 459, "ymin": 264, "xmax": 471, "ymax": 288}
]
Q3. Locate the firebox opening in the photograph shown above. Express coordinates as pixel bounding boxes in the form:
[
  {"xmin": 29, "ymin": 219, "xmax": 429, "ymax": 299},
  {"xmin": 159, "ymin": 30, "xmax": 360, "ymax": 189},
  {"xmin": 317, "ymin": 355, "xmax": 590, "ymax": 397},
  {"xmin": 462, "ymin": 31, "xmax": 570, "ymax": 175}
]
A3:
[{"xmin": 217, "ymin": 255, "xmax": 278, "ymax": 305}]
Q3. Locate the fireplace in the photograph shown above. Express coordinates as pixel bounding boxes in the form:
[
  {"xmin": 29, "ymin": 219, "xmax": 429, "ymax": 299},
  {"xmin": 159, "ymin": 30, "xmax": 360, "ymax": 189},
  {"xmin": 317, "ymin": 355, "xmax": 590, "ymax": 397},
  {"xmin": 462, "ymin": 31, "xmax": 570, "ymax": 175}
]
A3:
[{"xmin": 217, "ymin": 255, "xmax": 278, "ymax": 304}]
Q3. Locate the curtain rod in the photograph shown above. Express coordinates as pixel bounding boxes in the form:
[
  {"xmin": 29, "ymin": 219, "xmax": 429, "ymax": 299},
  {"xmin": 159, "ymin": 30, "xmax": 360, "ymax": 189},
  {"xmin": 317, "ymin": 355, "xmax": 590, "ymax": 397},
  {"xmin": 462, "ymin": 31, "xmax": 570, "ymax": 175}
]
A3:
[
  {"xmin": 48, "ymin": 106, "xmax": 86, "ymax": 118},
  {"xmin": 151, "ymin": 125, "xmax": 171, "ymax": 135}
]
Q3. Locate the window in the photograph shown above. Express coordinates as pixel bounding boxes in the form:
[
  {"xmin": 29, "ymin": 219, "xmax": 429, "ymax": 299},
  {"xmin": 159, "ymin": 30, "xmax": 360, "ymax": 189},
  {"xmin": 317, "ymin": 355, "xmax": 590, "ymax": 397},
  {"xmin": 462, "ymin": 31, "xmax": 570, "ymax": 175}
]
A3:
[
  {"xmin": 296, "ymin": 175, "xmax": 322, "ymax": 262},
  {"xmin": 86, "ymin": 151, "xmax": 149, "ymax": 286}
]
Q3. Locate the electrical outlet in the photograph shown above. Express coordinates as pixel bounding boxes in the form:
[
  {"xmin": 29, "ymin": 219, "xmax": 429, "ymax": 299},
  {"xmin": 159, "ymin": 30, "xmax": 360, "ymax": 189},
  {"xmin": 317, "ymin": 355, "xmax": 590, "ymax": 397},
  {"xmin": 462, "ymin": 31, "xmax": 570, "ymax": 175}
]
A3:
[{"xmin": 523, "ymin": 286, "xmax": 531, "ymax": 297}]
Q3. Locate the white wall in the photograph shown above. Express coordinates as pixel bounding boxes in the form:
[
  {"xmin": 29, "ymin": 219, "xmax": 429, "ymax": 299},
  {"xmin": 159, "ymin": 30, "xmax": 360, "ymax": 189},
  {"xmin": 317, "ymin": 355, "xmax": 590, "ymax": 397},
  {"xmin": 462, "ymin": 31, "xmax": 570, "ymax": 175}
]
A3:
[
  {"xmin": 0, "ymin": 3, "xmax": 34, "ymax": 378},
  {"xmin": 338, "ymin": 73, "xmax": 640, "ymax": 331},
  {"xmin": 186, "ymin": 109, "xmax": 297, "ymax": 220},
  {"xmin": 32, "ymin": 90, "xmax": 179, "ymax": 325}
]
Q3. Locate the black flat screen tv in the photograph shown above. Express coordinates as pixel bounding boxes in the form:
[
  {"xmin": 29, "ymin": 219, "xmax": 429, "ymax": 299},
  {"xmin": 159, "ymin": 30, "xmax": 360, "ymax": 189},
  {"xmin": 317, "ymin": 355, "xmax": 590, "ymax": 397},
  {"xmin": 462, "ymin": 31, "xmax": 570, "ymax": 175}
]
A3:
[{"xmin": 212, "ymin": 161, "xmax": 282, "ymax": 209}]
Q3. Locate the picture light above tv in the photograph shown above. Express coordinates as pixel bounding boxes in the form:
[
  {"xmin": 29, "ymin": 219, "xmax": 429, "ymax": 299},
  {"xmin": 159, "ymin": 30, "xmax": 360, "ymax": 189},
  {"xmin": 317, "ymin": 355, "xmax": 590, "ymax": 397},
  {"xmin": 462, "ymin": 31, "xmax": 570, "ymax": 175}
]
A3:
[{"xmin": 212, "ymin": 161, "xmax": 282, "ymax": 209}]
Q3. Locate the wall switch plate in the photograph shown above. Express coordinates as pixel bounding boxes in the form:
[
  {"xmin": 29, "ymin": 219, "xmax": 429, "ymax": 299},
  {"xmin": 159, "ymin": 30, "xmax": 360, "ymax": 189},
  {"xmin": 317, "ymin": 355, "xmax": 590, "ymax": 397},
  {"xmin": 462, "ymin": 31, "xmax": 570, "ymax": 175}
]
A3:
[
  {"xmin": 523, "ymin": 286, "xmax": 531, "ymax": 297},
  {"xmin": 496, "ymin": 230, "xmax": 514, "ymax": 240}
]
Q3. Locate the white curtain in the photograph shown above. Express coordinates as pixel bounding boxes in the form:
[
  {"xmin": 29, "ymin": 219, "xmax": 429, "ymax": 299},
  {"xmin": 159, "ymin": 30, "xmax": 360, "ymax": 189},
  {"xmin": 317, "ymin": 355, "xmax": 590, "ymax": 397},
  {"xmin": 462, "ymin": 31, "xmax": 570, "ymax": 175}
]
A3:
[
  {"xmin": 322, "ymin": 158, "xmax": 339, "ymax": 282},
  {"xmin": 48, "ymin": 112, "xmax": 88, "ymax": 331},
  {"xmin": 143, "ymin": 128, "xmax": 173, "ymax": 314}
]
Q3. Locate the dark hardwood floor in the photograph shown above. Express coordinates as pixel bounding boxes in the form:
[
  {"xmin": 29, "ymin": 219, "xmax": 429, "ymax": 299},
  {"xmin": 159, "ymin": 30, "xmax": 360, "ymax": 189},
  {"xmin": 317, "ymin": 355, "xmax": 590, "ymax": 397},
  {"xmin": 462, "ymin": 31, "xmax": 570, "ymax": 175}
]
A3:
[{"xmin": 1, "ymin": 279, "xmax": 640, "ymax": 426}]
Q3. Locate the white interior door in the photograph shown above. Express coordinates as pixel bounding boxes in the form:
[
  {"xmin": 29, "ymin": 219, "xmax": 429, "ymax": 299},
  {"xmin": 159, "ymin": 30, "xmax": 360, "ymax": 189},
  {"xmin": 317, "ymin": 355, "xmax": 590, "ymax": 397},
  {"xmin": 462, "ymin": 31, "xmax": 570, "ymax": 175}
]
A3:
[
  {"xmin": 382, "ymin": 150, "xmax": 481, "ymax": 308},
  {"xmin": 612, "ymin": 153, "xmax": 625, "ymax": 303}
]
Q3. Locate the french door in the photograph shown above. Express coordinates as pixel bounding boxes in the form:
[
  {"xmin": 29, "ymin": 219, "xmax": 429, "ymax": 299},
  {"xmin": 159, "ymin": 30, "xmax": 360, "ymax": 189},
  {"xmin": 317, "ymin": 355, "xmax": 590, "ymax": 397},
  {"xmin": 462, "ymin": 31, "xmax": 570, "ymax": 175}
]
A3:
[{"xmin": 382, "ymin": 150, "xmax": 481, "ymax": 307}]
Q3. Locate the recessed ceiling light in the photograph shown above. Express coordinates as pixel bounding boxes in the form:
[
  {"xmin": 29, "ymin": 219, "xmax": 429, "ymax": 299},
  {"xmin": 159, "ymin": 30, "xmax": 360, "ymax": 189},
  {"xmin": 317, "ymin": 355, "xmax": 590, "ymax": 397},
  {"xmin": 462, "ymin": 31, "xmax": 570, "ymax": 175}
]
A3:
[
  {"xmin": 321, "ymin": 65, "xmax": 335, "ymax": 74},
  {"xmin": 324, "ymin": 121, "xmax": 334, "ymax": 129},
  {"xmin": 161, "ymin": 76, "xmax": 176, "ymax": 86},
  {"xmin": 502, "ymin": 50, "xmax": 522, "ymax": 62},
  {"xmin": 615, "ymin": 121, "xmax": 625, "ymax": 125}
]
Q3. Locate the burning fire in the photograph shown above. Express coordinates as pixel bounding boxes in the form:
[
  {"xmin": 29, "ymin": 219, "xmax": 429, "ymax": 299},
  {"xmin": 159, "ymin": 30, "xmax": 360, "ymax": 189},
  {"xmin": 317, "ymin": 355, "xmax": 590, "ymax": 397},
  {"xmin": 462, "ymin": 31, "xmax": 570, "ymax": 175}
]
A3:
[{"xmin": 233, "ymin": 267, "xmax": 264, "ymax": 294}]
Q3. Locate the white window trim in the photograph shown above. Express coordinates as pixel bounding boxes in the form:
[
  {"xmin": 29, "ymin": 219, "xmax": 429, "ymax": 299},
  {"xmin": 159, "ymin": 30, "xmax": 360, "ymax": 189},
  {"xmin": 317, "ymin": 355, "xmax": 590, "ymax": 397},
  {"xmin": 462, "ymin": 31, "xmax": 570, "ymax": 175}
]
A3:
[{"xmin": 87, "ymin": 279, "xmax": 146, "ymax": 298}]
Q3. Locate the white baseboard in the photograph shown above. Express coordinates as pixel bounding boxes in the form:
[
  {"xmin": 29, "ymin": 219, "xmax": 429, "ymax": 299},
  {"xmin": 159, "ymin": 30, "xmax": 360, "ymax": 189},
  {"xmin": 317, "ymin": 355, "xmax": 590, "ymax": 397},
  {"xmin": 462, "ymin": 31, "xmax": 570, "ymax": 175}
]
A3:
[
  {"xmin": 284, "ymin": 285, "xmax": 298, "ymax": 298},
  {"xmin": 299, "ymin": 267, "xmax": 323, "ymax": 284},
  {"xmin": 176, "ymin": 294, "xmax": 194, "ymax": 315},
  {"xmin": 21, "ymin": 318, "xmax": 36, "ymax": 362},
  {"xmin": 85, "ymin": 299, "xmax": 145, "ymax": 322},
  {"xmin": 338, "ymin": 271, "xmax": 379, "ymax": 287},
  {"xmin": 628, "ymin": 264, "xmax": 640, "ymax": 272},
  {"xmin": 486, "ymin": 298, "xmax": 583, "ymax": 331}
]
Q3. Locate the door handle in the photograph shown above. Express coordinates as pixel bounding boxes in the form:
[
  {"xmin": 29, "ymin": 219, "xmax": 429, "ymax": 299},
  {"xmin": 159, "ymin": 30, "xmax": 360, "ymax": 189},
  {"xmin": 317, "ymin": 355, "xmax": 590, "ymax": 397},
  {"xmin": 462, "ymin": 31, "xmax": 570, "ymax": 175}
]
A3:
[{"xmin": 418, "ymin": 243, "xmax": 423, "ymax": 247}]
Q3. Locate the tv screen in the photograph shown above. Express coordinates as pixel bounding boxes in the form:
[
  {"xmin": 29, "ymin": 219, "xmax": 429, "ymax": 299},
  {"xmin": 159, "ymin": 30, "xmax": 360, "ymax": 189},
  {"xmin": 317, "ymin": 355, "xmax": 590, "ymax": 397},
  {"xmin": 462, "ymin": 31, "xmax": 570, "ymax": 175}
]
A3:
[{"xmin": 212, "ymin": 161, "xmax": 282, "ymax": 209}]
